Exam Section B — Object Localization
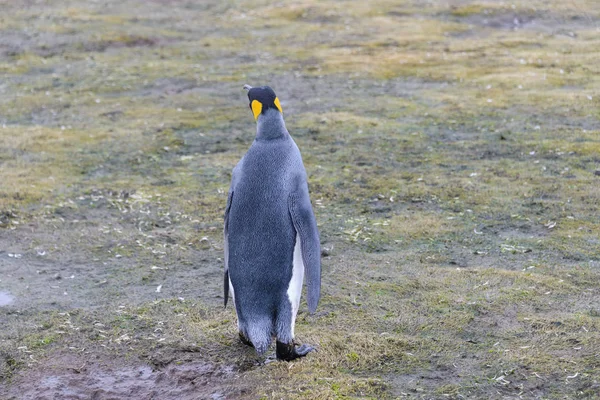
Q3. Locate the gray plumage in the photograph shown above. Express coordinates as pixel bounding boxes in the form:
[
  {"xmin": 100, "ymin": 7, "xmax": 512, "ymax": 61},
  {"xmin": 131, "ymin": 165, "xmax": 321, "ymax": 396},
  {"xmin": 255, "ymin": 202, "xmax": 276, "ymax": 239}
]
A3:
[{"xmin": 224, "ymin": 92, "xmax": 320, "ymax": 357}]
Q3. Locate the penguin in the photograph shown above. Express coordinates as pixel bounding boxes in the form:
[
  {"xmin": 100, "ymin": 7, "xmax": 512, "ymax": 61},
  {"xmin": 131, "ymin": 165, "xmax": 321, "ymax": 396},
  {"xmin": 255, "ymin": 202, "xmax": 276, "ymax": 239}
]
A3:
[{"xmin": 223, "ymin": 84, "xmax": 321, "ymax": 361}]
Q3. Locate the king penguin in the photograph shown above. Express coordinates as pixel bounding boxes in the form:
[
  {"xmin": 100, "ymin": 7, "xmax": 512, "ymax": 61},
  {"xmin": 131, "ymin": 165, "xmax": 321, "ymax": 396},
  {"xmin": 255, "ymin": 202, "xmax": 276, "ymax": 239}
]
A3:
[{"xmin": 223, "ymin": 84, "xmax": 321, "ymax": 361}]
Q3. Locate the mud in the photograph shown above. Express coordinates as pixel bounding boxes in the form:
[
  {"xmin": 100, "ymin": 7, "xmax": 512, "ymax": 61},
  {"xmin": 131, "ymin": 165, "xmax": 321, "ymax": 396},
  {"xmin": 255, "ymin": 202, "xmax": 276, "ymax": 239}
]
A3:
[{"xmin": 1, "ymin": 352, "xmax": 238, "ymax": 400}]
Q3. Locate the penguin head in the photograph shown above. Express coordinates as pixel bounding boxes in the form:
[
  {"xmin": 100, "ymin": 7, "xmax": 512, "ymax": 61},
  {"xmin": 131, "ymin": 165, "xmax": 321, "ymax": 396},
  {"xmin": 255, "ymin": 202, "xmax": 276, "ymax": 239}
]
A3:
[{"xmin": 243, "ymin": 84, "xmax": 283, "ymax": 121}]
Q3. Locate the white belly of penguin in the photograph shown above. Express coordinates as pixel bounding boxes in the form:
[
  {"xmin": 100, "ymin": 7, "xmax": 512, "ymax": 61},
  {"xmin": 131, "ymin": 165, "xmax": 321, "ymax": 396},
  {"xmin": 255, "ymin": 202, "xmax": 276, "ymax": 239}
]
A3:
[
  {"xmin": 287, "ymin": 234, "xmax": 305, "ymax": 338},
  {"xmin": 228, "ymin": 276, "xmax": 239, "ymax": 329}
]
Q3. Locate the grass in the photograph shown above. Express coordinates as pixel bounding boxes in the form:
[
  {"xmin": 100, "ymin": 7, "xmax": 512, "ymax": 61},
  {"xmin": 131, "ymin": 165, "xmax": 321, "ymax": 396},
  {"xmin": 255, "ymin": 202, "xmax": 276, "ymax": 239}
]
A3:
[{"xmin": 1, "ymin": 0, "xmax": 600, "ymax": 398}]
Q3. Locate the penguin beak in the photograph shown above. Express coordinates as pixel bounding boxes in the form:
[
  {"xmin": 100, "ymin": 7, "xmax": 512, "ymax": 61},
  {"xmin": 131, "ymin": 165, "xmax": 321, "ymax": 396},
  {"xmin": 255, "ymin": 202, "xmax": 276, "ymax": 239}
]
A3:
[{"xmin": 243, "ymin": 84, "xmax": 253, "ymax": 91}]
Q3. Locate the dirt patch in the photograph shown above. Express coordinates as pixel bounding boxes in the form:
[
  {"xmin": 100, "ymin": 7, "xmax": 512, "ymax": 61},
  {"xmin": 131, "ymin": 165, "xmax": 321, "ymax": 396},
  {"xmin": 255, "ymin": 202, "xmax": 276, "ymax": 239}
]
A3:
[
  {"xmin": 388, "ymin": 369, "xmax": 463, "ymax": 398},
  {"xmin": 0, "ymin": 193, "xmax": 224, "ymax": 312},
  {"xmin": 0, "ymin": 352, "xmax": 238, "ymax": 400}
]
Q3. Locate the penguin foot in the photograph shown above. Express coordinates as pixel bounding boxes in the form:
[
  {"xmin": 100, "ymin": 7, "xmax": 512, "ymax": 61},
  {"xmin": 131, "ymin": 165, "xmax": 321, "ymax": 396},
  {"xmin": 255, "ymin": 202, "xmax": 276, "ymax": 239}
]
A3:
[
  {"xmin": 276, "ymin": 341, "xmax": 314, "ymax": 361},
  {"xmin": 239, "ymin": 332, "xmax": 254, "ymax": 348}
]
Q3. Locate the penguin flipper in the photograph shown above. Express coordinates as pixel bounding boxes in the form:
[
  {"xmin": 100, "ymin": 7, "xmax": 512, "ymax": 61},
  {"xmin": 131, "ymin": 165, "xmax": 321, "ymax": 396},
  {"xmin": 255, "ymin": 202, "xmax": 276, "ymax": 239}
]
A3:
[
  {"xmin": 288, "ymin": 192, "xmax": 321, "ymax": 313},
  {"xmin": 223, "ymin": 190, "xmax": 234, "ymax": 308}
]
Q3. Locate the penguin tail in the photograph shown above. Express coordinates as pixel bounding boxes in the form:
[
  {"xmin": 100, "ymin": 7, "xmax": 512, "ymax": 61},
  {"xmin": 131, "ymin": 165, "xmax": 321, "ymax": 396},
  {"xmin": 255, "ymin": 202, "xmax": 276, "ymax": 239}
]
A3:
[{"xmin": 244, "ymin": 319, "xmax": 272, "ymax": 355}]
